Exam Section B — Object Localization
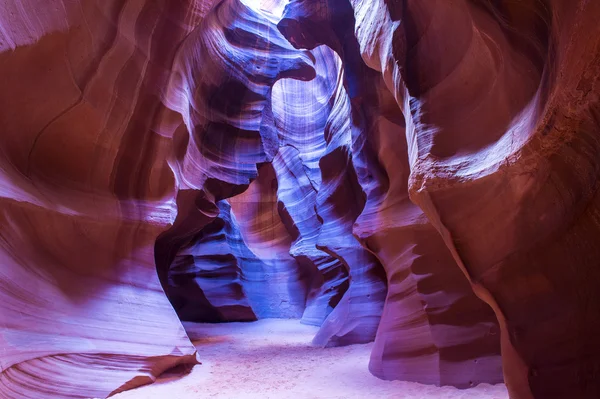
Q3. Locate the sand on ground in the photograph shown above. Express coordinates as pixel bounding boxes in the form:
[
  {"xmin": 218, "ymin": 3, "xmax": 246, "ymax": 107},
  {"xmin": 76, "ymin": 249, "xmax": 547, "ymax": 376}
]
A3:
[{"xmin": 112, "ymin": 319, "xmax": 509, "ymax": 399}]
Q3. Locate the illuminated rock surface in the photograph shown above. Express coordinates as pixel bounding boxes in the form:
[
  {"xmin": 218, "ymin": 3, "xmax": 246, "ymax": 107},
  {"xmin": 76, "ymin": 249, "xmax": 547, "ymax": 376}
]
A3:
[
  {"xmin": 1, "ymin": 0, "xmax": 600, "ymax": 398},
  {"xmin": 346, "ymin": 1, "xmax": 600, "ymax": 398}
]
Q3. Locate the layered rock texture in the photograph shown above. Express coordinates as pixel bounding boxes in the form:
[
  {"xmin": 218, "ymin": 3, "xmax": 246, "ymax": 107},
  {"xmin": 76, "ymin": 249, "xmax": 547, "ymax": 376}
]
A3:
[{"xmin": 1, "ymin": 0, "xmax": 599, "ymax": 399}]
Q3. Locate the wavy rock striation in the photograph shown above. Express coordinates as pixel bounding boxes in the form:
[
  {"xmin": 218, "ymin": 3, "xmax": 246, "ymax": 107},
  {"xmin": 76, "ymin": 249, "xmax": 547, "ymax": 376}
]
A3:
[
  {"xmin": 0, "ymin": 0, "xmax": 314, "ymax": 398},
  {"xmin": 349, "ymin": 0, "xmax": 600, "ymax": 397},
  {"xmin": 0, "ymin": 1, "xmax": 211, "ymax": 398},
  {"xmin": 271, "ymin": 45, "xmax": 349, "ymax": 327},
  {"xmin": 229, "ymin": 162, "xmax": 312, "ymax": 318},
  {"xmin": 2, "ymin": 0, "xmax": 600, "ymax": 398},
  {"xmin": 279, "ymin": 0, "xmax": 502, "ymax": 385},
  {"xmin": 167, "ymin": 199, "xmax": 257, "ymax": 322},
  {"xmin": 153, "ymin": 0, "xmax": 316, "ymax": 322},
  {"xmin": 279, "ymin": 0, "xmax": 390, "ymax": 348}
]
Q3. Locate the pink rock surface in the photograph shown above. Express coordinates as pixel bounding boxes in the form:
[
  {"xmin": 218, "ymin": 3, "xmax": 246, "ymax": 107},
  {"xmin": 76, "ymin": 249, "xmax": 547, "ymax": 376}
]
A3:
[
  {"xmin": 2, "ymin": 0, "xmax": 600, "ymax": 398},
  {"xmin": 229, "ymin": 163, "xmax": 313, "ymax": 318},
  {"xmin": 348, "ymin": 0, "xmax": 600, "ymax": 397},
  {"xmin": 0, "ymin": 1, "xmax": 207, "ymax": 398},
  {"xmin": 167, "ymin": 199, "xmax": 257, "ymax": 322},
  {"xmin": 279, "ymin": 0, "xmax": 501, "ymax": 385},
  {"xmin": 0, "ymin": 0, "xmax": 313, "ymax": 397}
]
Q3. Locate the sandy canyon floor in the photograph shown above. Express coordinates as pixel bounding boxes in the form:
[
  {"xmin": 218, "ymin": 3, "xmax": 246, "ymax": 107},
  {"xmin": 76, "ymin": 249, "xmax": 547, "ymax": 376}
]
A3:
[{"xmin": 113, "ymin": 319, "xmax": 509, "ymax": 399}]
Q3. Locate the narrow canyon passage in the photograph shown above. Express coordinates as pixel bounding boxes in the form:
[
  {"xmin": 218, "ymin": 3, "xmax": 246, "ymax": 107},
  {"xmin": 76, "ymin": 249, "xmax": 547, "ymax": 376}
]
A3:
[
  {"xmin": 113, "ymin": 320, "xmax": 508, "ymax": 399},
  {"xmin": 2, "ymin": 0, "xmax": 600, "ymax": 398}
]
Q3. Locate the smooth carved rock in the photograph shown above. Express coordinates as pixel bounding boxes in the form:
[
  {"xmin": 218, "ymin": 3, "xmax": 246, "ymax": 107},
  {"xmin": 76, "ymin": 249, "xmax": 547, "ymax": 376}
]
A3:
[
  {"xmin": 273, "ymin": 145, "xmax": 348, "ymax": 327},
  {"xmin": 167, "ymin": 200, "xmax": 257, "ymax": 322},
  {"xmin": 349, "ymin": 0, "xmax": 600, "ymax": 397},
  {"xmin": 310, "ymin": 76, "xmax": 388, "ymax": 346},
  {"xmin": 3, "ymin": 0, "xmax": 600, "ymax": 397},
  {"xmin": 229, "ymin": 162, "xmax": 313, "ymax": 318},
  {"xmin": 0, "ymin": 1, "xmax": 214, "ymax": 398},
  {"xmin": 161, "ymin": 0, "xmax": 315, "ymax": 191},
  {"xmin": 279, "ymin": 0, "xmax": 391, "ymax": 348},
  {"xmin": 355, "ymin": 80, "xmax": 502, "ymax": 387},
  {"xmin": 279, "ymin": 0, "xmax": 501, "ymax": 385},
  {"xmin": 0, "ymin": 0, "xmax": 314, "ymax": 398},
  {"xmin": 154, "ymin": 0, "xmax": 316, "ymax": 322},
  {"xmin": 271, "ymin": 45, "xmax": 348, "ymax": 326}
]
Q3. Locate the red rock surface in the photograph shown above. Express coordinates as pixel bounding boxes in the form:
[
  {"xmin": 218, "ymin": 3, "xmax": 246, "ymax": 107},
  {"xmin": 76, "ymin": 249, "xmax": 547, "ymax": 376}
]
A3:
[
  {"xmin": 348, "ymin": 0, "xmax": 600, "ymax": 397},
  {"xmin": 0, "ymin": 1, "xmax": 207, "ymax": 398},
  {"xmin": 1, "ymin": 0, "xmax": 599, "ymax": 398}
]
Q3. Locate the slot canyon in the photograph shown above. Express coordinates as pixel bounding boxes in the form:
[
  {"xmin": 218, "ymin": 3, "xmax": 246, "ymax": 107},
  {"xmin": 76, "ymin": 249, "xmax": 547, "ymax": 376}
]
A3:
[{"xmin": 1, "ymin": 0, "xmax": 600, "ymax": 398}]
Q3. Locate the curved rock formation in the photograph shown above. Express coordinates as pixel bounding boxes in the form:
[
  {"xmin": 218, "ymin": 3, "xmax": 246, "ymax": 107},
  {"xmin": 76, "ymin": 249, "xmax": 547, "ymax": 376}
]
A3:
[
  {"xmin": 2, "ymin": 0, "xmax": 600, "ymax": 398},
  {"xmin": 0, "ymin": 0, "xmax": 314, "ymax": 397},
  {"xmin": 166, "ymin": 199, "xmax": 257, "ymax": 322},
  {"xmin": 348, "ymin": 0, "xmax": 600, "ymax": 397},
  {"xmin": 229, "ymin": 162, "xmax": 312, "ymax": 318},
  {"xmin": 154, "ymin": 0, "xmax": 316, "ymax": 320},
  {"xmin": 356, "ymin": 81, "xmax": 502, "ymax": 387},
  {"xmin": 279, "ymin": 0, "xmax": 502, "ymax": 385},
  {"xmin": 0, "ymin": 1, "xmax": 206, "ymax": 398},
  {"xmin": 271, "ymin": 45, "xmax": 348, "ymax": 327},
  {"xmin": 279, "ymin": 0, "xmax": 390, "ymax": 347}
]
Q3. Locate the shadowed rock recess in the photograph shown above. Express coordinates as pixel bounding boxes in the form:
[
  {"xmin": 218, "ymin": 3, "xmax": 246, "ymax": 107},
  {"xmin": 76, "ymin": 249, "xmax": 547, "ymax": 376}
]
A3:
[{"xmin": 0, "ymin": 0, "xmax": 599, "ymax": 398}]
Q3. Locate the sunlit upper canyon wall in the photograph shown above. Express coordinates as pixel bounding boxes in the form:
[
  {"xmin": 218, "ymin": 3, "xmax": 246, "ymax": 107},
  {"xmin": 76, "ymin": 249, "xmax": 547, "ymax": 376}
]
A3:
[{"xmin": 1, "ymin": 0, "xmax": 599, "ymax": 398}]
